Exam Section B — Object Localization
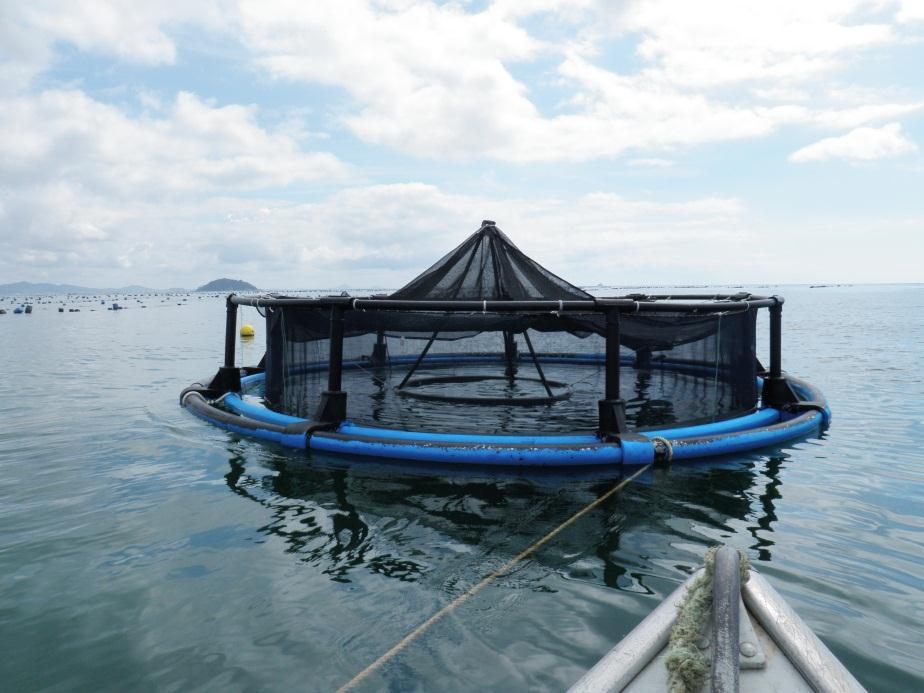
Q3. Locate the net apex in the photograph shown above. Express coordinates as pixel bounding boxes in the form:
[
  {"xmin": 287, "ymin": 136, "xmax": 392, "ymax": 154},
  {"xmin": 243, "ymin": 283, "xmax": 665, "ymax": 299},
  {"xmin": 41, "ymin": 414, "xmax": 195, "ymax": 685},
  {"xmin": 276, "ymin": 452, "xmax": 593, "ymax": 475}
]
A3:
[{"xmin": 389, "ymin": 220, "xmax": 591, "ymax": 301}]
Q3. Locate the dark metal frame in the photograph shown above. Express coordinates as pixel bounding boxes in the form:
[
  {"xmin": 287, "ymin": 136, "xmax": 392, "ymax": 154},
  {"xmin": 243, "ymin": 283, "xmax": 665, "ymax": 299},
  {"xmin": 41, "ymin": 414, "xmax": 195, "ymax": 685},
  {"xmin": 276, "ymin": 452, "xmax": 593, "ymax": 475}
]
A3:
[
  {"xmin": 397, "ymin": 330, "xmax": 439, "ymax": 388},
  {"xmin": 220, "ymin": 292, "xmax": 788, "ymax": 435},
  {"xmin": 395, "ymin": 374, "xmax": 572, "ymax": 406}
]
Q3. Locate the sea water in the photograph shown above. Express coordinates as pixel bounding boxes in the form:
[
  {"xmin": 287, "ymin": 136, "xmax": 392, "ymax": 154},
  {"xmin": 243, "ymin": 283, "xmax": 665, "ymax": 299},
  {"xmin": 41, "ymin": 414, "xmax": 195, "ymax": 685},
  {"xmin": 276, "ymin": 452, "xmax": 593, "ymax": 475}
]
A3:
[{"xmin": 0, "ymin": 285, "xmax": 921, "ymax": 691}]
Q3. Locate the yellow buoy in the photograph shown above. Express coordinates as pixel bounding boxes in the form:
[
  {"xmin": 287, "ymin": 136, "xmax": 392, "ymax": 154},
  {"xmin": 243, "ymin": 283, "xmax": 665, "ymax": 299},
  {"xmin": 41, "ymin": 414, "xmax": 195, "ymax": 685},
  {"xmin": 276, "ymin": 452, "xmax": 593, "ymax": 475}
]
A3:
[{"xmin": 240, "ymin": 323, "xmax": 255, "ymax": 338}]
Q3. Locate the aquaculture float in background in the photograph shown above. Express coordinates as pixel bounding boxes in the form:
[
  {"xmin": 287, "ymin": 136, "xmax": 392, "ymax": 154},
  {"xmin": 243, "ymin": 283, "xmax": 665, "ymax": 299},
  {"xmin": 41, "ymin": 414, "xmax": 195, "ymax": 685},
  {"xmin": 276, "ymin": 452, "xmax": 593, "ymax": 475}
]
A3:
[{"xmin": 181, "ymin": 221, "xmax": 830, "ymax": 468}]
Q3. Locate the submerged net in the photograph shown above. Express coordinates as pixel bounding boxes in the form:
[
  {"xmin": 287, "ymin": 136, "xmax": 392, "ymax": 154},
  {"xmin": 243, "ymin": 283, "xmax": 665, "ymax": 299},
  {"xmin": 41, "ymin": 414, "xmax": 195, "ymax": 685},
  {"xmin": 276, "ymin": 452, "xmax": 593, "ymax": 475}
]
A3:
[
  {"xmin": 259, "ymin": 222, "xmax": 758, "ymax": 432},
  {"xmin": 262, "ymin": 309, "xmax": 757, "ymax": 432}
]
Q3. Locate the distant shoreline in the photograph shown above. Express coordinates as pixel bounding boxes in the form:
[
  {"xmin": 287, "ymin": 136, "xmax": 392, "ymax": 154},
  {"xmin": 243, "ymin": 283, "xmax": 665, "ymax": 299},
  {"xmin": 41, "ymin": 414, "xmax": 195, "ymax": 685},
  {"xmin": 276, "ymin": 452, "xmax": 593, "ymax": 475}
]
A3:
[{"xmin": 3, "ymin": 281, "xmax": 922, "ymax": 297}]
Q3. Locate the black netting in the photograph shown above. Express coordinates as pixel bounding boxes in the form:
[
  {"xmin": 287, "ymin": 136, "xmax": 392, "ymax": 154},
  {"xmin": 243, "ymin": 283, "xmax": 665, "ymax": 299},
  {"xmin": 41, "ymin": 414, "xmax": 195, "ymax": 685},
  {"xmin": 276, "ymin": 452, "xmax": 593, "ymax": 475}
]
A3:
[
  {"xmin": 259, "ymin": 222, "xmax": 757, "ymax": 431},
  {"xmin": 262, "ymin": 306, "xmax": 757, "ymax": 429},
  {"xmin": 390, "ymin": 221, "xmax": 590, "ymax": 301}
]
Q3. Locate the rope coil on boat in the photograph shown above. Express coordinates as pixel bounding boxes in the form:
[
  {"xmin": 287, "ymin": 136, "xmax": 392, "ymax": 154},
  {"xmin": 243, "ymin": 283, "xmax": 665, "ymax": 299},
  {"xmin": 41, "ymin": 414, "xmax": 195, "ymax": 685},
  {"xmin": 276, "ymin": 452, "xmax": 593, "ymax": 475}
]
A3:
[{"xmin": 665, "ymin": 546, "xmax": 750, "ymax": 693}]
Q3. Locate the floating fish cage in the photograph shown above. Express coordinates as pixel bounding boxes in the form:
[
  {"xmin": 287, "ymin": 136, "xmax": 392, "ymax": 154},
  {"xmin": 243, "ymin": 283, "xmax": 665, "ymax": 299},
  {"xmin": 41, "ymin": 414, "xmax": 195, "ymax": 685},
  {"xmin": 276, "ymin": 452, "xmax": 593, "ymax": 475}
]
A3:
[{"xmin": 182, "ymin": 222, "xmax": 829, "ymax": 467}]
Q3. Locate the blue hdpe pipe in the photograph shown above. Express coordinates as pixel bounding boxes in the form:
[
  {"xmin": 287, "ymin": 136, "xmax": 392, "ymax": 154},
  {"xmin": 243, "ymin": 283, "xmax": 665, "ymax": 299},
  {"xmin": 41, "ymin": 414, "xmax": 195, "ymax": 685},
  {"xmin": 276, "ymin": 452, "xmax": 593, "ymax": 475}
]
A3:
[{"xmin": 186, "ymin": 371, "xmax": 827, "ymax": 467}]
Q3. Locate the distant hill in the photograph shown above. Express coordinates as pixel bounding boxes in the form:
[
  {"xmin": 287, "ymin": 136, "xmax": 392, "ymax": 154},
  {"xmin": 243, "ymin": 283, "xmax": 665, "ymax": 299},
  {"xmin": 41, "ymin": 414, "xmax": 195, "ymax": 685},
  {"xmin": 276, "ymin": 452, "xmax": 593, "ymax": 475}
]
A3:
[
  {"xmin": 196, "ymin": 278, "xmax": 259, "ymax": 292},
  {"xmin": 0, "ymin": 281, "xmax": 157, "ymax": 295}
]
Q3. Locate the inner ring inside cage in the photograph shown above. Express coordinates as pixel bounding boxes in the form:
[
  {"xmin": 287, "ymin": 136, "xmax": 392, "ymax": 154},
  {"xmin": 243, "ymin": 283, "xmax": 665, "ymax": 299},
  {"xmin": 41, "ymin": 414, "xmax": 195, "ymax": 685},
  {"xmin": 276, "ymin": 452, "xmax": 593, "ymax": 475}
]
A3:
[{"xmin": 395, "ymin": 374, "xmax": 572, "ymax": 406}]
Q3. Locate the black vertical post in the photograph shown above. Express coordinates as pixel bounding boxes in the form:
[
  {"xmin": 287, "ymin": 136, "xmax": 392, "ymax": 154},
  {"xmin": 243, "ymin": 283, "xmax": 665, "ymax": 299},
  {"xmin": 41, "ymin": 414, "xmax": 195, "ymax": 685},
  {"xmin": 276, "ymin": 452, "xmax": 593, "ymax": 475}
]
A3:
[
  {"xmin": 315, "ymin": 303, "xmax": 348, "ymax": 422},
  {"xmin": 605, "ymin": 309, "xmax": 620, "ymax": 401},
  {"xmin": 371, "ymin": 330, "xmax": 388, "ymax": 366},
  {"xmin": 634, "ymin": 347, "xmax": 652, "ymax": 370},
  {"xmin": 328, "ymin": 304, "xmax": 344, "ymax": 392},
  {"xmin": 598, "ymin": 308, "xmax": 628, "ymax": 437},
  {"xmin": 503, "ymin": 330, "xmax": 518, "ymax": 377},
  {"xmin": 762, "ymin": 297, "xmax": 795, "ymax": 408},
  {"xmin": 224, "ymin": 294, "xmax": 237, "ymax": 368},
  {"xmin": 769, "ymin": 299, "xmax": 782, "ymax": 380},
  {"xmin": 211, "ymin": 294, "xmax": 242, "ymax": 393}
]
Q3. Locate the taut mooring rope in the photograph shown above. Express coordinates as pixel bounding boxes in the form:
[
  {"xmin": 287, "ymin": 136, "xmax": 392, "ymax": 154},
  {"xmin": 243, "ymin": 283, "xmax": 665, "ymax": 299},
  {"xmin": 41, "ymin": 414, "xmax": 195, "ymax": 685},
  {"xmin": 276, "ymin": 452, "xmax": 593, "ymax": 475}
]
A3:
[{"xmin": 337, "ymin": 462, "xmax": 653, "ymax": 692}]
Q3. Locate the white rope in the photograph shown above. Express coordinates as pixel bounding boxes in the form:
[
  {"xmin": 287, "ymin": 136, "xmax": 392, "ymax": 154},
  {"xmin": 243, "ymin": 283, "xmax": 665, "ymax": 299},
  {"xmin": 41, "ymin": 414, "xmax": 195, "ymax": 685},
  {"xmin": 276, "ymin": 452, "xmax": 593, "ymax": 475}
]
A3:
[
  {"xmin": 650, "ymin": 435, "xmax": 674, "ymax": 463},
  {"xmin": 350, "ymin": 359, "xmax": 391, "ymax": 389},
  {"xmin": 337, "ymin": 463, "xmax": 653, "ymax": 691},
  {"xmin": 566, "ymin": 367, "xmax": 605, "ymax": 389}
]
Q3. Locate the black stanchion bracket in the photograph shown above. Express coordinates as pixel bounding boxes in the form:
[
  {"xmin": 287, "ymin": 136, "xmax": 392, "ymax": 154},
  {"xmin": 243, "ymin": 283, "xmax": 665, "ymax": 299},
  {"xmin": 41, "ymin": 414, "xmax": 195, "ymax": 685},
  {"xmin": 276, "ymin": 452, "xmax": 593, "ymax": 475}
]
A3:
[{"xmin": 315, "ymin": 390, "xmax": 347, "ymax": 423}]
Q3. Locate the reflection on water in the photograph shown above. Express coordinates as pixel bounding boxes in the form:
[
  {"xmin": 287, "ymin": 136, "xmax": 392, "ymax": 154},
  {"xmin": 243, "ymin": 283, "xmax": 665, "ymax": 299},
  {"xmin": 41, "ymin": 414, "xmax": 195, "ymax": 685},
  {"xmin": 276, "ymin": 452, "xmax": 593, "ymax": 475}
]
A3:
[
  {"xmin": 222, "ymin": 447, "xmax": 784, "ymax": 594},
  {"xmin": 225, "ymin": 456, "xmax": 427, "ymax": 583},
  {"xmin": 212, "ymin": 448, "xmax": 792, "ymax": 690},
  {"xmin": 748, "ymin": 455, "xmax": 783, "ymax": 562}
]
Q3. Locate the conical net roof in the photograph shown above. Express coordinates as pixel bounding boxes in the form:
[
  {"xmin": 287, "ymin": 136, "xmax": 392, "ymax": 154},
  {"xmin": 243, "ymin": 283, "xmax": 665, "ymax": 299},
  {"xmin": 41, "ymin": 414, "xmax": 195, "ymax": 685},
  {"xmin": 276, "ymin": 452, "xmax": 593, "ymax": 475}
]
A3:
[{"xmin": 390, "ymin": 221, "xmax": 591, "ymax": 301}]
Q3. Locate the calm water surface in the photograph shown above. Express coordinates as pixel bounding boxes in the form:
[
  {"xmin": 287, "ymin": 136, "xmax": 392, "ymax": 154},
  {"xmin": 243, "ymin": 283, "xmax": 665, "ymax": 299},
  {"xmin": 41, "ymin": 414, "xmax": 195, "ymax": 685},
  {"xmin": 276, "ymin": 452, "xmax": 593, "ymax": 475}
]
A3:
[{"xmin": 1, "ymin": 285, "xmax": 922, "ymax": 691}]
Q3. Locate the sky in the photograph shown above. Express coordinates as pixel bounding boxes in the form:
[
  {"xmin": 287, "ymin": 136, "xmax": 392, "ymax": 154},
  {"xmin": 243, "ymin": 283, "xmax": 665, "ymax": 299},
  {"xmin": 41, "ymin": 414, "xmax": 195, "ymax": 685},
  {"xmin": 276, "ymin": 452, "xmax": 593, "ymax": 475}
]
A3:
[{"xmin": 1, "ymin": 0, "xmax": 923, "ymax": 290}]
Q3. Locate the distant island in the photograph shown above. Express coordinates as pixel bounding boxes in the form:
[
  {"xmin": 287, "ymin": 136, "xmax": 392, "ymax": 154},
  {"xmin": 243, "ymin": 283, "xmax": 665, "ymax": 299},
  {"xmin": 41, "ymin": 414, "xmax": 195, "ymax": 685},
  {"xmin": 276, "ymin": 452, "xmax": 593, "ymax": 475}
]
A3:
[
  {"xmin": 0, "ymin": 281, "xmax": 155, "ymax": 295},
  {"xmin": 2, "ymin": 278, "xmax": 258, "ymax": 294},
  {"xmin": 196, "ymin": 278, "xmax": 259, "ymax": 292}
]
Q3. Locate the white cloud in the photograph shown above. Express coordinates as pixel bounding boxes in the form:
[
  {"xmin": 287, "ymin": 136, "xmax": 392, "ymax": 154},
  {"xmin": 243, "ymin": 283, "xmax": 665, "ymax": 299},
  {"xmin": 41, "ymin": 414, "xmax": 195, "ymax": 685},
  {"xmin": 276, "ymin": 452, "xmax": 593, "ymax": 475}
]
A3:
[
  {"xmin": 1, "ymin": 0, "xmax": 923, "ymax": 288},
  {"xmin": 2, "ymin": 1, "xmax": 921, "ymax": 162},
  {"xmin": 2, "ymin": 172, "xmax": 920, "ymax": 288},
  {"xmin": 751, "ymin": 87, "xmax": 812, "ymax": 102},
  {"xmin": 0, "ymin": 1, "xmax": 231, "ymax": 93},
  {"xmin": 789, "ymin": 122, "xmax": 918, "ymax": 162},
  {"xmin": 812, "ymin": 102, "xmax": 924, "ymax": 129},
  {"xmin": 0, "ymin": 90, "xmax": 347, "ymax": 198},
  {"xmin": 292, "ymin": 186, "xmax": 749, "ymax": 287},
  {"xmin": 22, "ymin": 2, "xmax": 177, "ymax": 65},
  {"xmin": 612, "ymin": 0, "xmax": 895, "ymax": 88},
  {"xmin": 0, "ymin": 87, "xmax": 348, "ymax": 282},
  {"xmin": 0, "ymin": 10, "xmax": 54, "ymax": 93},
  {"xmin": 629, "ymin": 158, "xmax": 675, "ymax": 168},
  {"xmin": 229, "ymin": 0, "xmax": 924, "ymax": 162},
  {"xmin": 0, "ymin": 175, "xmax": 752, "ymax": 288},
  {"xmin": 541, "ymin": 55, "xmax": 806, "ymax": 159},
  {"xmin": 238, "ymin": 0, "xmax": 543, "ymax": 160},
  {"xmin": 895, "ymin": 0, "xmax": 924, "ymax": 23}
]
